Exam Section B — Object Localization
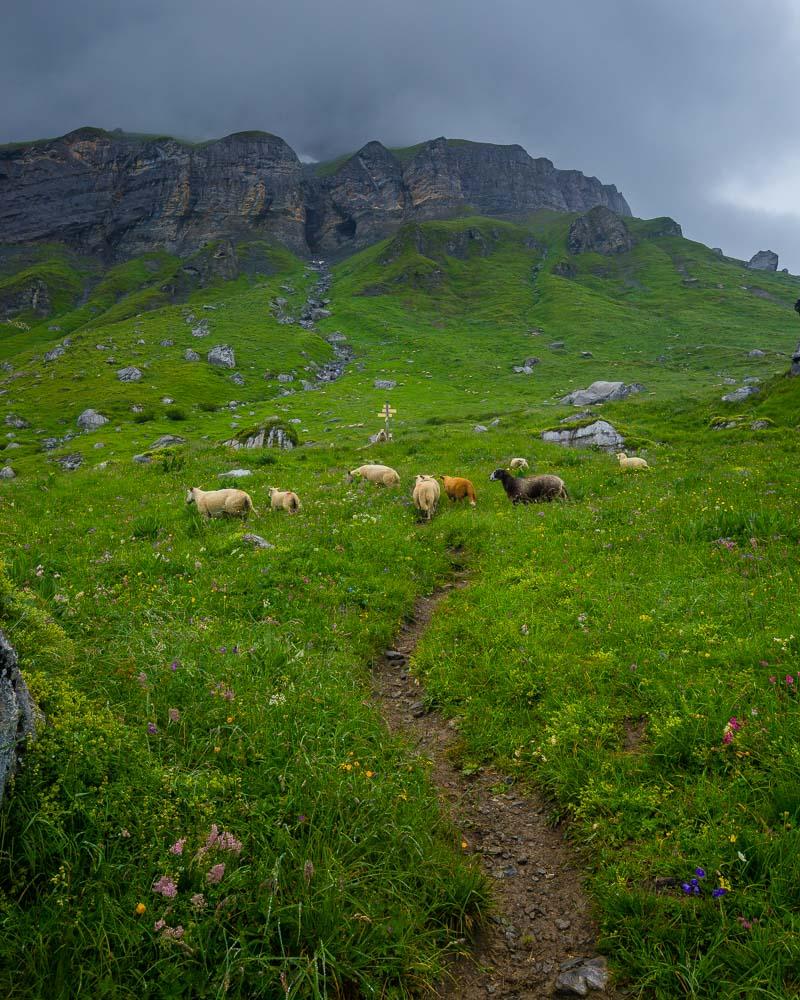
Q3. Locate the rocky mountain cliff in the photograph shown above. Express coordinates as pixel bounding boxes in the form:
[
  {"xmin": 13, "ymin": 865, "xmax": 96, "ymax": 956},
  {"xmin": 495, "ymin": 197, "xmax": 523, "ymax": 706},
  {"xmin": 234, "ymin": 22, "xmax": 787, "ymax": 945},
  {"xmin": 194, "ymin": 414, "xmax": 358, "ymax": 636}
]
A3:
[{"xmin": 0, "ymin": 127, "xmax": 630, "ymax": 260}]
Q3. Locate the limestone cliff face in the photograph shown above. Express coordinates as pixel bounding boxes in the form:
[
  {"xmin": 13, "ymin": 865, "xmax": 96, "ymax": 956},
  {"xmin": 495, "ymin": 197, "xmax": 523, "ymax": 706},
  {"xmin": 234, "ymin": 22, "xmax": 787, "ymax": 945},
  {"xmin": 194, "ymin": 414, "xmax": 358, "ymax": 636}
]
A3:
[
  {"xmin": 0, "ymin": 128, "xmax": 631, "ymax": 259},
  {"xmin": 0, "ymin": 127, "xmax": 307, "ymax": 257}
]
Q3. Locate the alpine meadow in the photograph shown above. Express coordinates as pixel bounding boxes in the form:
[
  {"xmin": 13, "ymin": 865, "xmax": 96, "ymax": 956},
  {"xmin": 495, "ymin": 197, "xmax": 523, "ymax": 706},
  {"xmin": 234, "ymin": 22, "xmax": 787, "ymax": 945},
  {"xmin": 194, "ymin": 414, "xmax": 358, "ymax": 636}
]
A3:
[{"xmin": 1, "ymin": 133, "xmax": 800, "ymax": 1000}]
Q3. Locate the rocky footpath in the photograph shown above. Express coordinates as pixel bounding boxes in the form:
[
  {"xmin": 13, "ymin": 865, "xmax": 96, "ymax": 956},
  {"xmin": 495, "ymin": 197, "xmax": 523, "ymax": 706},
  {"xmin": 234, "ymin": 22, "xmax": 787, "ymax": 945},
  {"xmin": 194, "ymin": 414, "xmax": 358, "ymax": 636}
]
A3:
[{"xmin": 0, "ymin": 128, "xmax": 631, "ymax": 259}]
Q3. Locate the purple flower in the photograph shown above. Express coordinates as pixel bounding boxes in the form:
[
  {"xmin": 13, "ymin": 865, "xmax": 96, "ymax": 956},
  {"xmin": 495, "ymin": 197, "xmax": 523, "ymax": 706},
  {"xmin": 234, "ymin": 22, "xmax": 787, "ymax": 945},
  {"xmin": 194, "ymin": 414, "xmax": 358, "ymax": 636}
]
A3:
[
  {"xmin": 152, "ymin": 875, "xmax": 178, "ymax": 898},
  {"xmin": 169, "ymin": 660, "xmax": 180, "ymax": 671},
  {"xmin": 169, "ymin": 838, "xmax": 186, "ymax": 856},
  {"xmin": 695, "ymin": 868, "xmax": 706, "ymax": 879},
  {"xmin": 147, "ymin": 722, "xmax": 158, "ymax": 735},
  {"xmin": 681, "ymin": 883, "xmax": 692, "ymax": 894},
  {"xmin": 207, "ymin": 863, "xmax": 226, "ymax": 885},
  {"xmin": 154, "ymin": 918, "xmax": 166, "ymax": 931},
  {"xmin": 712, "ymin": 888, "xmax": 728, "ymax": 898}
]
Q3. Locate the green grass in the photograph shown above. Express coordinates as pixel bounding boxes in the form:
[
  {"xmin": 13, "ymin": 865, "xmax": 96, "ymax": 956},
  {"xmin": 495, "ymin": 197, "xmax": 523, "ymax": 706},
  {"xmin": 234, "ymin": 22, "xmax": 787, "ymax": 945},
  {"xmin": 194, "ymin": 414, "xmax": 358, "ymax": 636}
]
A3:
[{"xmin": 1, "ymin": 213, "xmax": 800, "ymax": 997}]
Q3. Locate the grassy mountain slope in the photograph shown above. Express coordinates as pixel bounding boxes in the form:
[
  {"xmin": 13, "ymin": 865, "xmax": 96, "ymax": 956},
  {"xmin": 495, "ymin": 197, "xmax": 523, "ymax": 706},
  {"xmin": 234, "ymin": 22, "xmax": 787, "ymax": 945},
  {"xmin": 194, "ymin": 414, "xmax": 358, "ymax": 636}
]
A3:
[{"xmin": 1, "ymin": 215, "xmax": 800, "ymax": 998}]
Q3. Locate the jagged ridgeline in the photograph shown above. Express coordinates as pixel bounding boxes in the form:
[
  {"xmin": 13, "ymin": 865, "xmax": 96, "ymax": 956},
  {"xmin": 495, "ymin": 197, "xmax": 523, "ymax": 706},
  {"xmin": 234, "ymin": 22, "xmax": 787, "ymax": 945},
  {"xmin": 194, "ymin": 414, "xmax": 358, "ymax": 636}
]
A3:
[{"xmin": 0, "ymin": 127, "xmax": 628, "ymax": 259}]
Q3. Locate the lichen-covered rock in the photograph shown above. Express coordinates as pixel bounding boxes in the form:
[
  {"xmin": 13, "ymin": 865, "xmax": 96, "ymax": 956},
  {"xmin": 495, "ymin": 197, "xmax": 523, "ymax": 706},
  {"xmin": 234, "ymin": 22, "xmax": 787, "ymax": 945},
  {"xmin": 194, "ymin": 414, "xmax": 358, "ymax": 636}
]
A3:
[
  {"xmin": 567, "ymin": 205, "xmax": 633, "ymax": 256},
  {"xmin": 0, "ymin": 466, "xmax": 15, "ymax": 480},
  {"xmin": 541, "ymin": 419, "xmax": 624, "ymax": 452},
  {"xmin": 77, "ymin": 408, "xmax": 109, "ymax": 431},
  {"xmin": 374, "ymin": 379, "xmax": 397, "ymax": 390},
  {"xmin": 116, "ymin": 366, "xmax": 143, "ymax": 382},
  {"xmin": 44, "ymin": 345, "xmax": 66, "ymax": 363},
  {"xmin": 555, "ymin": 955, "xmax": 609, "ymax": 995},
  {"xmin": 223, "ymin": 420, "xmax": 298, "ymax": 450},
  {"xmin": 57, "ymin": 453, "xmax": 83, "ymax": 471},
  {"xmin": 4, "ymin": 414, "xmax": 28, "ymax": 429},
  {"xmin": 184, "ymin": 349, "xmax": 200, "ymax": 362},
  {"xmin": 207, "ymin": 345, "xmax": 236, "ymax": 369},
  {"xmin": 150, "ymin": 435, "xmax": 186, "ymax": 449},
  {"xmin": 0, "ymin": 629, "xmax": 41, "ymax": 804},
  {"xmin": 747, "ymin": 250, "xmax": 778, "ymax": 271},
  {"xmin": 242, "ymin": 534, "xmax": 274, "ymax": 549}
]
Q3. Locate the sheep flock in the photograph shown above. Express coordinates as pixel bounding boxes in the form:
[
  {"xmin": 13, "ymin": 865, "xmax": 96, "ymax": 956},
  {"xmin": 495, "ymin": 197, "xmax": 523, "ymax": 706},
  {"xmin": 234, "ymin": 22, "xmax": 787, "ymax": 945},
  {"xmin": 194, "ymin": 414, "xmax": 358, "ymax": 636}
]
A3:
[{"xmin": 184, "ymin": 450, "xmax": 649, "ymax": 527}]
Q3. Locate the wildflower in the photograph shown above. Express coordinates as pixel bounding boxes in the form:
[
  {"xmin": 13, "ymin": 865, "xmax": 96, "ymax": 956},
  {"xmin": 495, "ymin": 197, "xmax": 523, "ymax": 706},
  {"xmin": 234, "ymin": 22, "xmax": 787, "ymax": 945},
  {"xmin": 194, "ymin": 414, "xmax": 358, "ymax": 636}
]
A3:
[
  {"xmin": 365, "ymin": 770, "xmax": 375, "ymax": 778},
  {"xmin": 786, "ymin": 675, "xmax": 795, "ymax": 686},
  {"xmin": 712, "ymin": 888, "xmax": 728, "ymax": 898},
  {"xmin": 135, "ymin": 902, "xmax": 146, "ymax": 915},
  {"xmin": 303, "ymin": 860, "xmax": 314, "ymax": 884},
  {"xmin": 136, "ymin": 672, "xmax": 148, "ymax": 687},
  {"xmin": 152, "ymin": 875, "xmax": 178, "ymax": 898},
  {"xmin": 695, "ymin": 868, "xmax": 706, "ymax": 878},
  {"xmin": 207, "ymin": 863, "xmax": 226, "ymax": 885},
  {"xmin": 169, "ymin": 660, "xmax": 180, "ymax": 671},
  {"xmin": 169, "ymin": 838, "xmax": 186, "ymax": 856},
  {"xmin": 190, "ymin": 893, "xmax": 206, "ymax": 910},
  {"xmin": 297, "ymin": 814, "xmax": 307, "ymax": 824},
  {"xmin": 213, "ymin": 746, "xmax": 221, "ymax": 753},
  {"xmin": 217, "ymin": 831, "xmax": 242, "ymax": 855},
  {"xmin": 154, "ymin": 919, "xmax": 166, "ymax": 931},
  {"xmin": 168, "ymin": 708, "xmax": 180, "ymax": 723},
  {"xmin": 461, "ymin": 840, "xmax": 468, "ymax": 850},
  {"xmin": 162, "ymin": 924, "xmax": 185, "ymax": 940},
  {"xmin": 769, "ymin": 676, "xmax": 777, "ymax": 684},
  {"xmin": 147, "ymin": 722, "xmax": 158, "ymax": 735},
  {"xmin": 681, "ymin": 883, "xmax": 692, "ymax": 894},
  {"xmin": 120, "ymin": 829, "xmax": 131, "ymax": 838},
  {"xmin": 737, "ymin": 916, "xmax": 755, "ymax": 930},
  {"xmin": 226, "ymin": 716, "xmax": 234, "ymax": 724}
]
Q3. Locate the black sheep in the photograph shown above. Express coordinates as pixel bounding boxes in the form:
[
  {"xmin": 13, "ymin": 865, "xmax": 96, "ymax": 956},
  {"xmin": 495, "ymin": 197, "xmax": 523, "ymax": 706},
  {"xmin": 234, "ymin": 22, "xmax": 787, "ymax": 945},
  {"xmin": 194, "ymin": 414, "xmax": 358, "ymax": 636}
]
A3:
[{"xmin": 489, "ymin": 468, "xmax": 569, "ymax": 503}]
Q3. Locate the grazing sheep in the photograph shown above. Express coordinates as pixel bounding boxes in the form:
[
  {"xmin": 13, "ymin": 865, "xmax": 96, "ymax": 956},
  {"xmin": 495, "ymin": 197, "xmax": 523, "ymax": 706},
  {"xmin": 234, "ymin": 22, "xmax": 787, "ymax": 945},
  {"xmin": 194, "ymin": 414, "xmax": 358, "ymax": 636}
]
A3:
[
  {"xmin": 489, "ymin": 468, "xmax": 568, "ymax": 503},
  {"xmin": 412, "ymin": 475, "xmax": 440, "ymax": 521},
  {"xmin": 347, "ymin": 464, "xmax": 400, "ymax": 487},
  {"xmin": 269, "ymin": 487, "xmax": 301, "ymax": 512},
  {"xmin": 439, "ymin": 475, "xmax": 477, "ymax": 507},
  {"xmin": 616, "ymin": 452, "xmax": 650, "ymax": 471},
  {"xmin": 509, "ymin": 457, "xmax": 529, "ymax": 474},
  {"xmin": 186, "ymin": 486, "xmax": 256, "ymax": 518}
]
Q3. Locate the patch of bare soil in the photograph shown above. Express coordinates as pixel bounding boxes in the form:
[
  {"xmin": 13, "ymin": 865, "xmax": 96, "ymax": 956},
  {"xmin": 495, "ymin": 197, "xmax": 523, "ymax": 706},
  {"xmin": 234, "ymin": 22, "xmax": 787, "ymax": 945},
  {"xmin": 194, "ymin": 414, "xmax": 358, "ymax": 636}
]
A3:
[{"xmin": 372, "ymin": 577, "xmax": 617, "ymax": 998}]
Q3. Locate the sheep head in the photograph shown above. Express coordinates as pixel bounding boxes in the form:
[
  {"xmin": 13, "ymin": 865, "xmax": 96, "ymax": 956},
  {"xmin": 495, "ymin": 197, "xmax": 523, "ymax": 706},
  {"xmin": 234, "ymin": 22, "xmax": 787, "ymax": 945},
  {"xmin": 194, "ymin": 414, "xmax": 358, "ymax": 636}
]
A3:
[{"xmin": 185, "ymin": 488, "xmax": 197, "ymax": 505}]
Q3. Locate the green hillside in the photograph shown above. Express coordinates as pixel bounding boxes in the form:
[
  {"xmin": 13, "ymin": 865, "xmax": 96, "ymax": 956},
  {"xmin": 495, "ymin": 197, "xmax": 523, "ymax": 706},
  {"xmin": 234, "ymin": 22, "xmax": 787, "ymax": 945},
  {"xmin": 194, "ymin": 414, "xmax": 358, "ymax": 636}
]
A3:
[{"xmin": 1, "ymin": 215, "xmax": 799, "ymax": 998}]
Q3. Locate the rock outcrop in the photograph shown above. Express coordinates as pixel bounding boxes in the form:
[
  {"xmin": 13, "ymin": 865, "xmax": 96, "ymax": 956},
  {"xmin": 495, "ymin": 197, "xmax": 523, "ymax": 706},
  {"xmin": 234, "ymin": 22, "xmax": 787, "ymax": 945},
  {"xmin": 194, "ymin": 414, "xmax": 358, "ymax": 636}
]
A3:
[
  {"xmin": 567, "ymin": 206, "xmax": 634, "ymax": 256},
  {"xmin": 77, "ymin": 408, "xmax": 108, "ymax": 431},
  {"xmin": 747, "ymin": 250, "xmax": 779, "ymax": 271},
  {"xmin": 0, "ymin": 128, "xmax": 631, "ymax": 259},
  {"xmin": 560, "ymin": 381, "xmax": 645, "ymax": 406},
  {"xmin": 541, "ymin": 419, "xmax": 624, "ymax": 451},
  {"xmin": 0, "ymin": 629, "xmax": 41, "ymax": 804}
]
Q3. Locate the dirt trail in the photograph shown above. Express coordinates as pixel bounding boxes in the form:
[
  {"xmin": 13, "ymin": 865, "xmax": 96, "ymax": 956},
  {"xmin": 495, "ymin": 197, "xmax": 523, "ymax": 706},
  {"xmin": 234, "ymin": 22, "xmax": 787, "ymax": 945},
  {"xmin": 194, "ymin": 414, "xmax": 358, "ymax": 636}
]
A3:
[{"xmin": 372, "ymin": 576, "xmax": 615, "ymax": 999}]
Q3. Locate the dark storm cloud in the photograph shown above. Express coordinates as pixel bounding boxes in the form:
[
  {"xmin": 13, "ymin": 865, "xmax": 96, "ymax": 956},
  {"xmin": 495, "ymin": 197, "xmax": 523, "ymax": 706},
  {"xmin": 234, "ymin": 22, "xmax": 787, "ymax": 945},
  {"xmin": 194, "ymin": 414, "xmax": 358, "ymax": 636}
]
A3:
[{"xmin": 3, "ymin": 0, "xmax": 800, "ymax": 269}]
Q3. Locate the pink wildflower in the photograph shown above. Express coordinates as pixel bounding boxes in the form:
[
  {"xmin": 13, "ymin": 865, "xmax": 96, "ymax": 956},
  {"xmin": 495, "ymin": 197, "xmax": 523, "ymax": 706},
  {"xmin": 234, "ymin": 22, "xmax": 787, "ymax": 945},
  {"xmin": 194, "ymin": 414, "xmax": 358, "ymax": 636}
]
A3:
[
  {"xmin": 207, "ymin": 863, "xmax": 226, "ymax": 885},
  {"xmin": 217, "ymin": 831, "xmax": 242, "ymax": 855},
  {"xmin": 769, "ymin": 676, "xmax": 777, "ymax": 684},
  {"xmin": 154, "ymin": 919, "xmax": 166, "ymax": 931},
  {"xmin": 168, "ymin": 707, "xmax": 180, "ymax": 723},
  {"xmin": 152, "ymin": 875, "xmax": 178, "ymax": 898},
  {"xmin": 190, "ymin": 893, "xmax": 206, "ymax": 910},
  {"xmin": 169, "ymin": 838, "xmax": 186, "ymax": 856},
  {"xmin": 162, "ymin": 925, "xmax": 185, "ymax": 940},
  {"xmin": 786, "ymin": 675, "xmax": 794, "ymax": 686}
]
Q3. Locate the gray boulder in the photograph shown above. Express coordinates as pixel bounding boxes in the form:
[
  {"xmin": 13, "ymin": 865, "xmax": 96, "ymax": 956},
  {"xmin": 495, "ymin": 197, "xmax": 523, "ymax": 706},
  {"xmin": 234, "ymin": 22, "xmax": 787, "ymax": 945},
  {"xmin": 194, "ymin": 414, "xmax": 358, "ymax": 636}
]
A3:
[
  {"xmin": 77, "ymin": 408, "xmax": 109, "ymax": 431},
  {"xmin": 722, "ymin": 386, "xmax": 760, "ymax": 402},
  {"xmin": 242, "ymin": 534, "xmax": 274, "ymax": 549},
  {"xmin": 160, "ymin": 339, "xmax": 174, "ymax": 347},
  {"xmin": 230, "ymin": 372, "xmax": 245, "ymax": 386},
  {"xmin": 560, "ymin": 381, "xmax": 645, "ymax": 406},
  {"xmin": 44, "ymin": 345, "xmax": 66, "ymax": 363},
  {"xmin": 4, "ymin": 415, "xmax": 28, "ymax": 429},
  {"xmin": 191, "ymin": 320, "xmax": 210, "ymax": 338},
  {"xmin": 791, "ymin": 342, "xmax": 800, "ymax": 376},
  {"xmin": 117, "ymin": 366, "xmax": 143, "ymax": 383},
  {"xmin": 555, "ymin": 955, "xmax": 609, "ymax": 996},
  {"xmin": 748, "ymin": 349, "xmax": 766, "ymax": 358},
  {"xmin": 184, "ymin": 349, "xmax": 200, "ymax": 361},
  {"xmin": 224, "ymin": 422, "xmax": 296, "ymax": 450},
  {"xmin": 474, "ymin": 424, "xmax": 488, "ymax": 433},
  {"xmin": 0, "ymin": 467, "xmax": 15, "ymax": 480},
  {"xmin": 57, "ymin": 453, "xmax": 83, "ymax": 471},
  {"xmin": 542, "ymin": 419, "xmax": 624, "ymax": 452},
  {"xmin": 277, "ymin": 373, "xmax": 294, "ymax": 383},
  {"xmin": 207, "ymin": 345, "xmax": 236, "ymax": 369},
  {"xmin": 0, "ymin": 629, "xmax": 41, "ymax": 805},
  {"xmin": 374, "ymin": 379, "xmax": 397, "ymax": 390},
  {"xmin": 747, "ymin": 250, "xmax": 778, "ymax": 271}
]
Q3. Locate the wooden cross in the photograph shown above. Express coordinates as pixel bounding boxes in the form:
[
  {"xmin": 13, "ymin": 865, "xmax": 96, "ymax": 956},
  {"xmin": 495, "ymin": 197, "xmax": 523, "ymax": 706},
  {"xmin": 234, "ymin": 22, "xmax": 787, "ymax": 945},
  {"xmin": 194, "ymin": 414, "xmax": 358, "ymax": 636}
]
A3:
[{"xmin": 376, "ymin": 401, "xmax": 396, "ymax": 435}]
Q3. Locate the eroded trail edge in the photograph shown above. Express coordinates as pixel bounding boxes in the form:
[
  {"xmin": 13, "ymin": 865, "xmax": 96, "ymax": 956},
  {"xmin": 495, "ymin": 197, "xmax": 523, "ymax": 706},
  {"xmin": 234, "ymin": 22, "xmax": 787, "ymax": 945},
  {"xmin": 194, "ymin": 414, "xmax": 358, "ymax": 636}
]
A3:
[{"xmin": 372, "ymin": 576, "xmax": 614, "ymax": 999}]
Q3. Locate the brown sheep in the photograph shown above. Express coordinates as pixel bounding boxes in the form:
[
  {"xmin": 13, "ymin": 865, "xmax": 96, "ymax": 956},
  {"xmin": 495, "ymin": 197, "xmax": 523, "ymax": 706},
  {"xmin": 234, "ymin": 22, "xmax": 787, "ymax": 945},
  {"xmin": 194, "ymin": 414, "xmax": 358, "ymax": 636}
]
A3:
[{"xmin": 439, "ymin": 475, "xmax": 477, "ymax": 507}]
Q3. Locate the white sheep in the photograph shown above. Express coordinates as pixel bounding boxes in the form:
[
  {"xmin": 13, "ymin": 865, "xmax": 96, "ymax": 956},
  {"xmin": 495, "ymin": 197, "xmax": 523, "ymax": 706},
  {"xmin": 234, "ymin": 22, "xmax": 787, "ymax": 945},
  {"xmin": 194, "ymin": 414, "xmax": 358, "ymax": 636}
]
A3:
[
  {"xmin": 412, "ymin": 474, "xmax": 440, "ymax": 521},
  {"xmin": 269, "ymin": 487, "xmax": 301, "ymax": 513},
  {"xmin": 616, "ymin": 452, "xmax": 650, "ymax": 471},
  {"xmin": 346, "ymin": 463, "xmax": 400, "ymax": 487},
  {"xmin": 509, "ymin": 457, "xmax": 529, "ymax": 474},
  {"xmin": 186, "ymin": 486, "xmax": 256, "ymax": 518}
]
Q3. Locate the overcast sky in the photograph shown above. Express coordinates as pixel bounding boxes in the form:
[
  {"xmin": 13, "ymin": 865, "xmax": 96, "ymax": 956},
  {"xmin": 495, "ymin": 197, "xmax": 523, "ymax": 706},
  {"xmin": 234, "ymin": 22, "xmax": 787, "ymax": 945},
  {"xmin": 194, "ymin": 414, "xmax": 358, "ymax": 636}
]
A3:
[{"xmin": 3, "ymin": 0, "xmax": 800, "ymax": 270}]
